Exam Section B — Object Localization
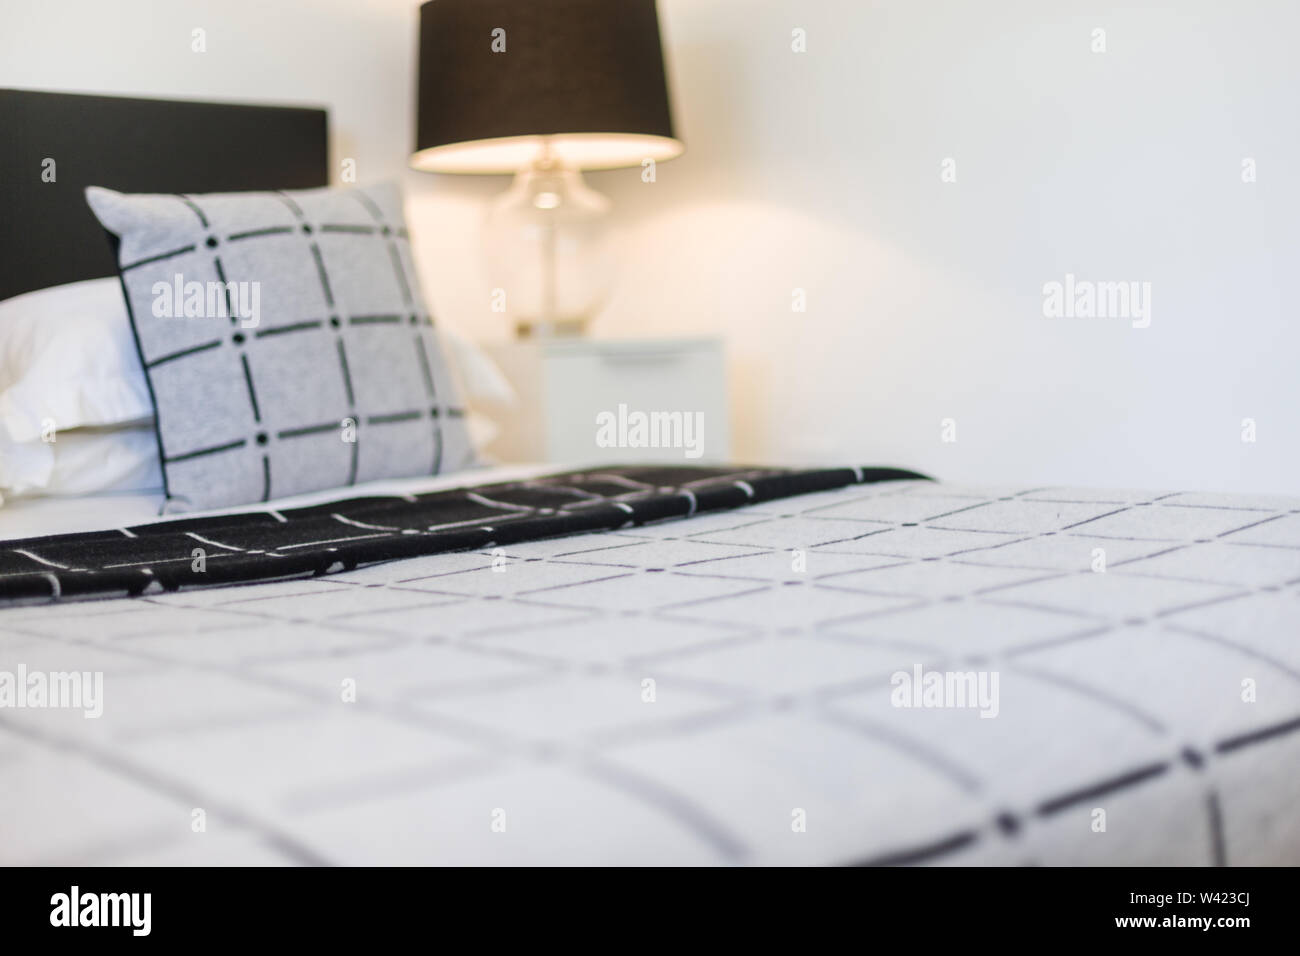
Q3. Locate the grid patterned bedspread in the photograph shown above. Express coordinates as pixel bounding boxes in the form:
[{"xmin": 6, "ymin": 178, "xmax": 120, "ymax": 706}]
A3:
[{"xmin": 2, "ymin": 478, "xmax": 1298, "ymax": 865}]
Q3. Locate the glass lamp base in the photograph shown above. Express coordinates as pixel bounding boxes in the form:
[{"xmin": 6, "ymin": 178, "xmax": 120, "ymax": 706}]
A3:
[{"xmin": 484, "ymin": 149, "xmax": 615, "ymax": 340}]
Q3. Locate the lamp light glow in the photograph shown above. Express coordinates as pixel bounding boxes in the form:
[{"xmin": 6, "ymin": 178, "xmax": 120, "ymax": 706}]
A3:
[{"xmin": 412, "ymin": 0, "xmax": 683, "ymax": 336}]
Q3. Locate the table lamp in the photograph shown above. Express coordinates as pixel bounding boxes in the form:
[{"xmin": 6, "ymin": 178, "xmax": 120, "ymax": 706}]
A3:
[{"xmin": 412, "ymin": 0, "xmax": 684, "ymax": 337}]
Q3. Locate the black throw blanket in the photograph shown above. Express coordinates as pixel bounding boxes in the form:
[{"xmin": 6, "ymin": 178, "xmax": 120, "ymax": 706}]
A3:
[{"xmin": 0, "ymin": 465, "xmax": 927, "ymax": 604}]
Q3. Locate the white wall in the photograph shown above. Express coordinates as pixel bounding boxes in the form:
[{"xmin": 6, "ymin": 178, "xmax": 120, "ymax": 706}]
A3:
[{"xmin": 5, "ymin": 0, "xmax": 1298, "ymax": 493}]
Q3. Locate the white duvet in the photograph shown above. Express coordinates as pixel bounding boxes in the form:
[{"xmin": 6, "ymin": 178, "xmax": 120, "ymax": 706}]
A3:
[{"xmin": 1, "ymin": 473, "xmax": 1298, "ymax": 865}]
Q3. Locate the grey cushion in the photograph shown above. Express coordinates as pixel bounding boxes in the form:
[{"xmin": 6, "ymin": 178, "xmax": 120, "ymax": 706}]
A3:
[{"xmin": 85, "ymin": 182, "xmax": 475, "ymax": 512}]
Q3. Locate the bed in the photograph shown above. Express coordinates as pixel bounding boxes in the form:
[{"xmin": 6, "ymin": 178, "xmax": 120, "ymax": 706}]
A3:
[{"xmin": 1, "ymin": 91, "xmax": 1298, "ymax": 867}]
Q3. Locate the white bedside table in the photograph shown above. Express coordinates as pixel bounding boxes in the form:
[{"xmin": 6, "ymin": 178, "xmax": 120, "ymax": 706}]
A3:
[{"xmin": 482, "ymin": 337, "xmax": 730, "ymax": 465}]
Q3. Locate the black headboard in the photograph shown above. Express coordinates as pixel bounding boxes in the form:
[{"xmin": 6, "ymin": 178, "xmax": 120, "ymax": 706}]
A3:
[{"xmin": 0, "ymin": 89, "xmax": 328, "ymax": 301}]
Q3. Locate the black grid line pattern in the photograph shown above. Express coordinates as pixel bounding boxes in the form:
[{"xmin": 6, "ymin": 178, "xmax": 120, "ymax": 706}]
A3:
[
  {"xmin": 84, "ymin": 183, "xmax": 474, "ymax": 513},
  {"xmin": 0, "ymin": 474, "xmax": 1297, "ymax": 866}
]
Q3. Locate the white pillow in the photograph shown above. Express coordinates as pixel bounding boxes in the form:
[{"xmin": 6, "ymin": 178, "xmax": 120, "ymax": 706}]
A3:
[
  {"xmin": 0, "ymin": 277, "xmax": 516, "ymax": 500},
  {"xmin": 440, "ymin": 324, "xmax": 516, "ymax": 408},
  {"xmin": 0, "ymin": 277, "xmax": 154, "ymax": 442},
  {"xmin": 437, "ymin": 324, "xmax": 517, "ymax": 449},
  {"xmin": 0, "ymin": 424, "xmax": 163, "ymax": 505}
]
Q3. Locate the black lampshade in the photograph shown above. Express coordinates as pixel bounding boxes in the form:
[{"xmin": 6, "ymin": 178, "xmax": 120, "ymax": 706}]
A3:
[{"xmin": 412, "ymin": 0, "xmax": 683, "ymax": 173}]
